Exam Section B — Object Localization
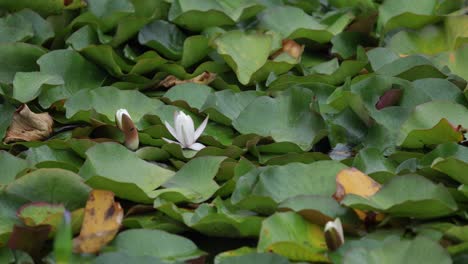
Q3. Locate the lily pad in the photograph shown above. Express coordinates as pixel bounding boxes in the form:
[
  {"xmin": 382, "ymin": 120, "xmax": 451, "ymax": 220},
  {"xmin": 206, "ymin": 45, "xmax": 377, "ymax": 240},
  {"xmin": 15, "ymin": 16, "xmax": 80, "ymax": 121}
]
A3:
[
  {"xmin": 0, "ymin": 43, "xmax": 45, "ymax": 84},
  {"xmin": 107, "ymin": 229, "xmax": 205, "ymax": 262},
  {"xmin": 6, "ymin": 168, "xmax": 91, "ymax": 210},
  {"xmin": 233, "ymin": 87, "xmax": 326, "ymax": 151},
  {"xmin": 342, "ymin": 174, "xmax": 458, "ymax": 218},
  {"xmin": 36, "ymin": 49, "xmax": 106, "ymax": 108},
  {"xmin": 169, "ymin": 0, "xmax": 265, "ymax": 31},
  {"xmin": 152, "ymin": 156, "xmax": 227, "ymax": 205},
  {"xmin": 231, "ymin": 160, "xmax": 348, "ymax": 214},
  {"xmin": 65, "ymin": 86, "xmax": 163, "ymax": 125},
  {"xmin": 397, "ymin": 101, "xmax": 468, "ymax": 148},
  {"xmin": 258, "ymin": 212, "xmax": 328, "ymax": 262},
  {"xmin": 79, "ymin": 142, "xmax": 175, "ymax": 203},
  {"xmin": 0, "ymin": 151, "xmax": 28, "ymax": 185},
  {"xmin": 214, "ymin": 30, "xmax": 272, "ymax": 85}
]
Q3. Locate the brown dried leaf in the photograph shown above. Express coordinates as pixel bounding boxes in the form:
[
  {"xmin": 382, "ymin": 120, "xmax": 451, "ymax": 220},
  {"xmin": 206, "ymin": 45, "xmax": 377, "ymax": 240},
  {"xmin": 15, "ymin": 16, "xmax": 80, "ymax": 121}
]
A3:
[
  {"xmin": 73, "ymin": 190, "xmax": 123, "ymax": 254},
  {"xmin": 158, "ymin": 71, "xmax": 217, "ymax": 88},
  {"xmin": 8, "ymin": 224, "xmax": 51, "ymax": 262},
  {"xmin": 3, "ymin": 104, "xmax": 53, "ymax": 143},
  {"xmin": 375, "ymin": 88, "xmax": 403, "ymax": 110},
  {"xmin": 271, "ymin": 39, "xmax": 305, "ymax": 60}
]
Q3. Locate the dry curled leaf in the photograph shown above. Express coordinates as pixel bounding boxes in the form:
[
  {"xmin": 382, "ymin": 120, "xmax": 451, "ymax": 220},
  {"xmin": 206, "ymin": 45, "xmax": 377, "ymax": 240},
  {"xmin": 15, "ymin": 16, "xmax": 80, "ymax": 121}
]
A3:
[
  {"xmin": 3, "ymin": 104, "xmax": 53, "ymax": 144},
  {"xmin": 73, "ymin": 190, "xmax": 123, "ymax": 254},
  {"xmin": 375, "ymin": 88, "xmax": 402, "ymax": 110},
  {"xmin": 333, "ymin": 168, "xmax": 384, "ymax": 223},
  {"xmin": 8, "ymin": 224, "xmax": 51, "ymax": 262},
  {"xmin": 158, "ymin": 71, "xmax": 217, "ymax": 88},
  {"xmin": 271, "ymin": 39, "xmax": 305, "ymax": 60}
]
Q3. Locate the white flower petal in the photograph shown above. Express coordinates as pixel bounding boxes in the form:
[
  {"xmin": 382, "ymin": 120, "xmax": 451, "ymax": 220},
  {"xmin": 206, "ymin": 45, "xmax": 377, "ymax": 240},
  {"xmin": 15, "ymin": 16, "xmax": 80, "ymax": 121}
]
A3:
[
  {"xmin": 193, "ymin": 115, "xmax": 209, "ymax": 141},
  {"xmin": 163, "ymin": 137, "xmax": 181, "ymax": 146},
  {"xmin": 164, "ymin": 121, "xmax": 182, "ymax": 142},
  {"xmin": 188, "ymin": 142, "xmax": 205, "ymax": 151},
  {"xmin": 181, "ymin": 113, "xmax": 195, "ymax": 145},
  {"xmin": 115, "ymin": 109, "xmax": 130, "ymax": 129},
  {"xmin": 334, "ymin": 218, "xmax": 344, "ymax": 243},
  {"xmin": 174, "ymin": 111, "xmax": 186, "ymax": 146}
]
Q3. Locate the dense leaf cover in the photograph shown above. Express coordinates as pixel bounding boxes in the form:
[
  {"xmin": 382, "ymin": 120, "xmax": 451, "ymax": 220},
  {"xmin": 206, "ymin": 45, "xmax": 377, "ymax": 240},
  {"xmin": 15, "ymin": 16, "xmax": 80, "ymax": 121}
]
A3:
[{"xmin": 0, "ymin": 0, "xmax": 467, "ymax": 263}]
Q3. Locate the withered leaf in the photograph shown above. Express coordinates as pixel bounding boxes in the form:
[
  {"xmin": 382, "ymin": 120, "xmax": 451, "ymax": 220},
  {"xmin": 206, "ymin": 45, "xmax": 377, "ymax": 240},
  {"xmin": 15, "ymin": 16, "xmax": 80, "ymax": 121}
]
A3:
[
  {"xmin": 375, "ymin": 89, "xmax": 402, "ymax": 110},
  {"xmin": 271, "ymin": 39, "xmax": 305, "ymax": 60},
  {"xmin": 3, "ymin": 104, "xmax": 53, "ymax": 144},
  {"xmin": 73, "ymin": 190, "xmax": 123, "ymax": 254},
  {"xmin": 8, "ymin": 224, "xmax": 51, "ymax": 262},
  {"xmin": 333, "ymin": 168, "xmax": 384, "ymax": 223},
  {"xmin": 158, "ymin": 71, "xmax": 216, "ymax": 88}
]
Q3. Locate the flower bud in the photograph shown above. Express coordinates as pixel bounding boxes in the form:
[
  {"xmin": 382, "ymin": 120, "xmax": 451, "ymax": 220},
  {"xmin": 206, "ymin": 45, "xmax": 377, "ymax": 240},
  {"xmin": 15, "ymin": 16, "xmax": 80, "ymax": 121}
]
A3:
[{"xmin": 324, "ymin": 218, "xmax": 344, "ymax": 251}]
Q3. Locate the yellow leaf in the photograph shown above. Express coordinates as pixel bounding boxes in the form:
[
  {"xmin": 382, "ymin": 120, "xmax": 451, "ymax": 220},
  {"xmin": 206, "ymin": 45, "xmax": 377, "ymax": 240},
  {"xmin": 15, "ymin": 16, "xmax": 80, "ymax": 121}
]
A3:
[
  {"xmin": 333, "ymin": 168, "xmax": 384, "ymax": 222},
  {"xmin": 73, "ymin": 190, "xmax": 123, "ymax": 254}
]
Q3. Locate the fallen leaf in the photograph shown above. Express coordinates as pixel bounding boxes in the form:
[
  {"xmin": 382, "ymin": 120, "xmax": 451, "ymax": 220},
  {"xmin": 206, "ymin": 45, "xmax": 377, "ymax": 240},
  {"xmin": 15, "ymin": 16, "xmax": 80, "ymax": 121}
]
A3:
[
  {"xmin": 333, "ymin": 168, "xmax": 384, "ymax": 222},
  {"xmin": 3, "ymin": 104, "xmax": 53, "ymax": 144},
  {"xmin": 158, "ymin": 71, "xmax": 216, "ymax": 88},
  {"xmin": 271, "ymin": 39, "xmax": 304, "ymax": 60},
  {"xmin": 8, "ymin": 224, "xmax": 51, "ymax": 262},
  {"xmin": 73, "ymin": 190, "xmax": 123, "ymax": 254}
]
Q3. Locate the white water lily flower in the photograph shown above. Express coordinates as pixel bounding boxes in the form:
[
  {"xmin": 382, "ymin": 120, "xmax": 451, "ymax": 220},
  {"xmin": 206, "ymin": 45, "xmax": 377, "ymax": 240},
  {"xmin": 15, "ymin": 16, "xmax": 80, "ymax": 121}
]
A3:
[
  {"xmin": 324, "ymin": 218, "xmax": 344, "ymax": 251},
  {"xmin": 115, "ymin": 109, "xmax": 139, "ymax": 150},
  {"xmin": 163, "ymin": 111, "xmax": 208, "ymax": 151}
]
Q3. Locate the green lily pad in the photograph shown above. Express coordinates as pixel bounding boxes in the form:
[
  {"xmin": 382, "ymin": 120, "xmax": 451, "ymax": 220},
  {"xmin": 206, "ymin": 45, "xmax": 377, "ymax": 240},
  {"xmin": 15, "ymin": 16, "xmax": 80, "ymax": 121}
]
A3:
[
  {"xmin": 233, "ymin": 87, "xmax": 326, "ymax": 151},
  {"xmin": 0, "ymin": 42, "xmax": 45, "ymax": 84},
  {"xmin": 433, "ymin": 44, "xmax": 468, "ymax": 80},
  {"xmin": 6, "ymin": 168, "xmax": 91, "ymax": 210},
  {"xmin": 215, "ymin": 252, "xmax": 291, "ymax": 264},
  {"xmin": 138, "ymin": 20, "xmax": 185, "ymax": 60},
  {"xmin": 0, "ymin": 12, "xmax": 33, "ymax": 43},
  {"xmin": 258, "ymin": 212, "xmax": 328, "ymax": 262},
  {"xmin": 352, "ymin": 148, "xmax": 397, "ymax": 183},
  {"xmin": 65, "ymin": 86, "xmax": 163, "ymax": 125},
  {"xmin": 342, "ymin": 174, "xmax": 458, "ymax": 218},
  {"xmin": 214, "ymin": 30, "xmax": 272, "ymax": 85},
  {"xmin": 107, "ymin": 229, "xmax": 205, "ymax": 262},
  {"xmin": 79, "ymin": 142, "xmax": 175, "ymax": 203},
  {"xmin": 158, "ymin": 197, "xmax": 263, "ymax": 238},
  {"xmin": 25, "ymin": 145, "xmax": 83, "ymax": 172},
  {"xmin": 12, "ymin": 72, "xmax": 63, "ymax": 103},
  {"xmin": 378, "ymin": 0, "xmax": 446, "ymax": 33},
  {"xmin": 231, "ymin": 160, "xmax": 347, "ymax": 214},
  {"xmin": 258, "ymin": 6, "xmax": 352, "ymax": 43},
  {"xmin": 15, "ymin": 9, "xmax": 54, "ymax": 45},
  {"xmin": 201, "ymin": 90, "xmax": 258, "ymax": 125},
  {"xmin": 0, "ymin": 151, "xmax": 28, "ymax": 185},
  {"xmin": 397, "ymin": 101, "xmax": 468, "ymax": 148},
  {"xmin": 94, "ymin": 252, "xmax": 171, "ymax": 264},
  {"xmin": 163, "ymin": 83, "xmax": 214, "ymax": 110},
  {"xmin": 169, "ymin": 0, "xmax": 265, "ymax": 31},
  {"xmin": 36, "ymin": 49, "xmax": 106, "ymax": 108},
  {"xmin": 0, "ymin": 0, "xmax": 64, "ymax": 16},
  {"xmin": 420, "ymin": 142, "xmax": 468, "ymax": 184},
  {"xmin": 278, "ymin": 195, "xmax": 359, "ymax": 226},
  {"xmin": 342, "ymin": 235, "xmax": 451, "ymax": 264},
  {"xmin": 152, "ymin": 156, "xmax": 227, "ymax": 205}
]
